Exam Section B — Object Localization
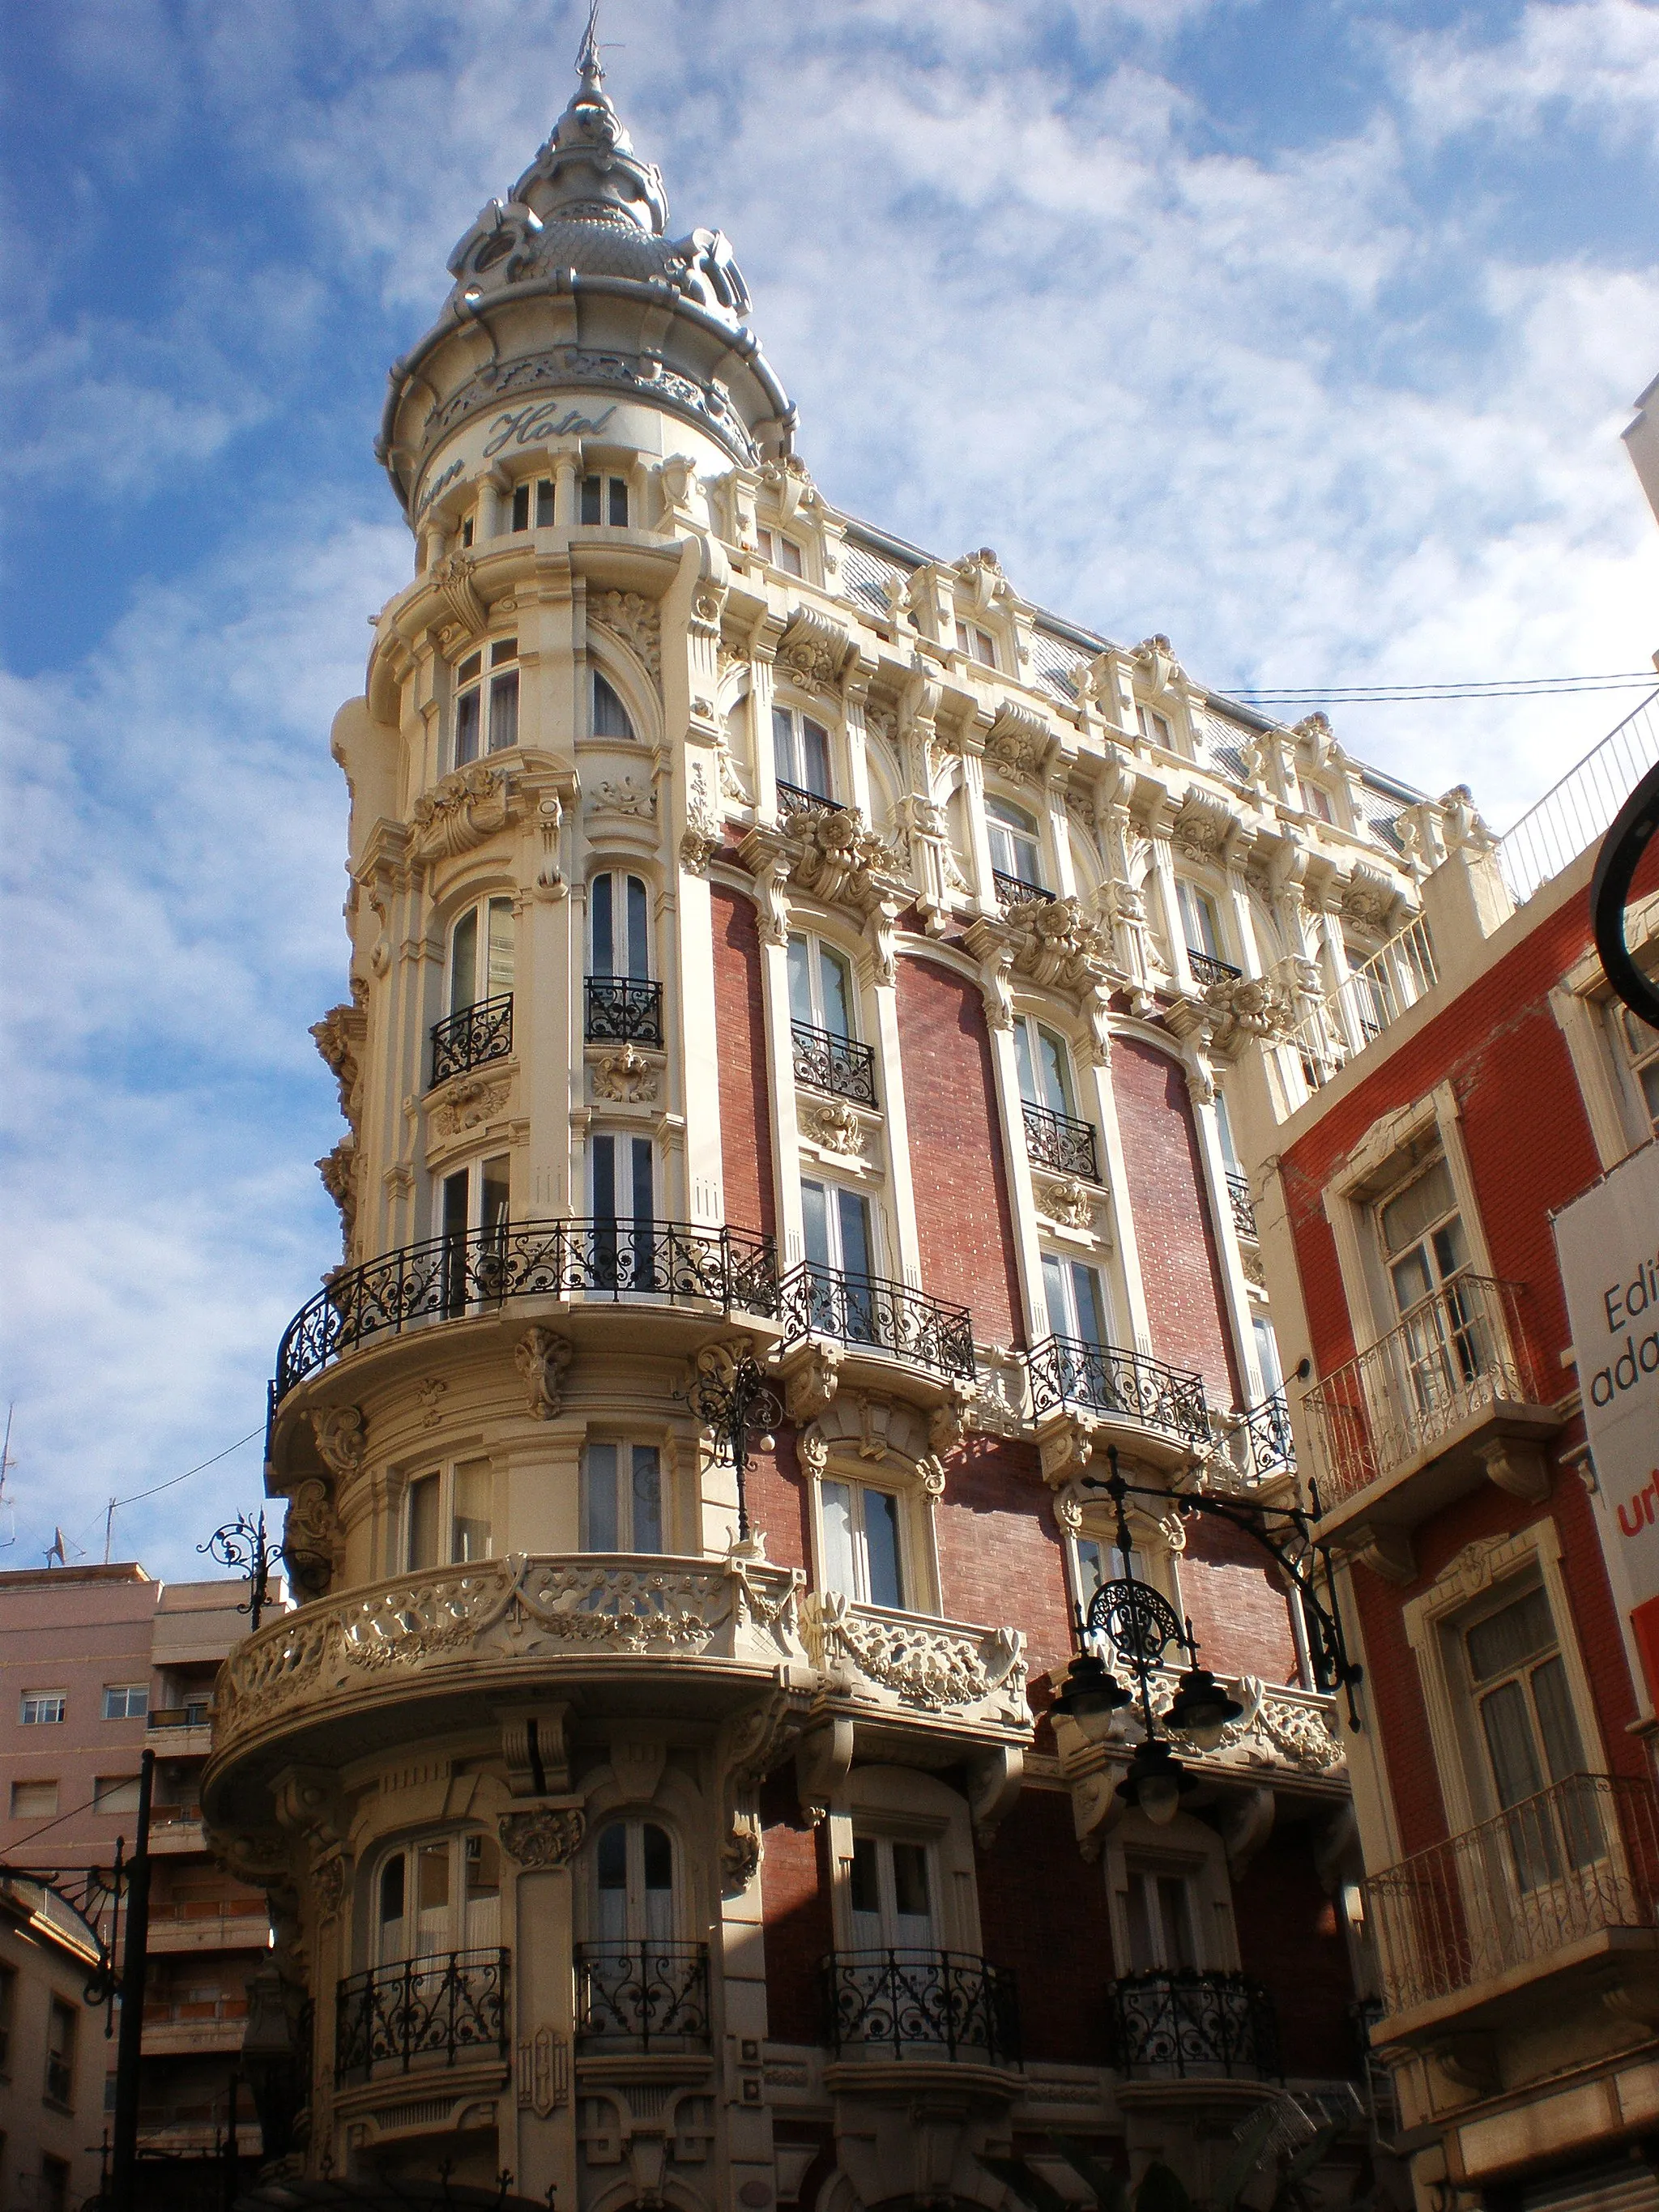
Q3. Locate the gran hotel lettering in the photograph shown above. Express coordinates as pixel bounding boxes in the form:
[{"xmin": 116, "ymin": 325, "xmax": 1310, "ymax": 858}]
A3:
[{"xmin": 480, "ymin": 400, "xmax": 618, "ymax": 458}]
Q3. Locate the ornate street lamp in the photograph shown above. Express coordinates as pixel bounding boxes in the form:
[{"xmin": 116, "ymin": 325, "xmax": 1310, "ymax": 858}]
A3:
[
  {"xmin": 684, "ymin": 1340, "xmax": 783, "ymax": 1544},
  {"xmin": 199, "ymin": 1510, "xmax": 331, "ymax": 1630},
  {"xmin": 1051, "ymin": 1448, "xmax": 1243, "ymax": 1825}
]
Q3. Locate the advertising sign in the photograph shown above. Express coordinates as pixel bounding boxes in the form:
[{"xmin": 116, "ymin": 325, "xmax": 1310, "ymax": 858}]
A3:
[{"xmin": 1552, "ymin": 1140, "xmax": 1659, "ymax": 1707}]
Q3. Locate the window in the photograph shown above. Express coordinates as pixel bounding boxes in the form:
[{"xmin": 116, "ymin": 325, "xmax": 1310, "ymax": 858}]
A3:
[
  {"xmin": 374, "ymin": 1831, "xmax": 500, "ymax": 1964},
  {"xmin": 41, "ymin": 2156, "xmax": 70, "ymax": 2212},
  {"xmin": 1610, "ymin": 999, "xmax": 1659, "ymax": 1135},
  {"xmin": 460, "ymin": 513, "xmax": 475, "ymax": 549},
  {"xmin": 821, "ymin": 1477, "xmax": 905, "ymax": 1609},
  {"xmin": 1252, "ymin": 1315, "xmax": 1283, "ymax": 1398},
  {"xmin": 591, "ymin": 1133, "xmax": 653, "ymax": 1230},
  {"xmin": 0, "ymin": 1962, "xmax": 16, "ymax": 2074},
  {"xmin": 1014, "ymin": 1017, "xmax": 1074, "ymax": 1116},
  {"xmin": 986, "ymin": 798, "xmax": 1043, "ymax": 891},
  {"xmin": 94, "ymin": 1775, "xmax": 142, "ymax": 1813},
  {"xmin": 1124, "ymin": 1862, "xmax": 1199, "ymax": 1971},
  {"xmin": 1137, "ymin": 703, "xmax": 1175, "ymax": 751},
  {"xmin": 1175, "ymin": 880, "xmax": 1224, "ymax": 964},
  {"xmin": 1042, "ymin": 1253, "xmax": 1109, "ymax": 1346},
  {"xmin": 755, "ymin": 526, "xmax": 803, "ymax": 576},
  {"xmin": 957, "ymin": 621, "xmax": 996, "ymax": 669},
  {"xmin": 773, "ymin": 705, "xmax": 832, "ymax": 802},
  {"xmin": 102, "ymin": 1686, "xmax": 148, "ymax": 1721},
  {"xmin": 590, "ymin": 872, "xmax": 651, "ymax": 982},
  {"xmin": 582, "ymin": 1441, "xmax": 665, "ymax": 1554},
  {"xmin": 440, "ymin": 1154, "xmax": 510, "ymax": 1246},
  {"xmin": 45, "ymin": 2001, "xmax": 75, "ymax": 2107},
  {"xmin": 593, "ymin": 1819, "xmax": 675, "ymax": 1942},
  {"xmin": 11, "ymin": 1781, "xmax": 58, "ymax": 1820},
  {"xmin": 1300, "ymin": 778, "xmax": 1335, "ymax": 824},
  {"xmin": 449, "ymin": 897, "xmax": 514, "ymax": 1014},
  {"xmin": 1377, "ymin": 1156, "xmax": 1467, "ymax": 1319},
  {"xmin": 510, "ymin": 477, "xmax": 555, "ymax": 531},
  {"xmin": 849, "ymin": 1834, "xmax": 934, "ymax": 1949},
  {"xmin": 19, "ymin": 1694, "xmax": 66, "ymax": 1726},
  {"xmin": 591, "ymin": 669, "xmax": 636, "ymax": 740},
  {"xmin": 802, "ymin": 1178, "xmax": 872, "ymax": 1281},
  {"xmin": 580, "ymin": 474, "xmax": 629, "ymax": 526},
  {"xmin": 1459, "ymin": 1584, "xmax": 1603, "ymax": 1885},
  {"xmin": 453, "ymin": 637, "xmax": 519, "ymax": 766},
  {"xmin": 788, "ymin": 932, "xmax": 855, "ymax": 1040},
  {"xmin": 406, "ymin": 1459, "xmax": 493, "ymax": 1571}
]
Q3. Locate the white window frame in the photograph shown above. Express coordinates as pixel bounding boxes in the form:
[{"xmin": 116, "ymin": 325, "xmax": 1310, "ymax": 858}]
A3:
[
  {"xmin": 986, "ymin": 797, "xmax": 1043, "ymax": 891},
  {"xmin": 367, "ymin": 1826, "xmax": 502, "ymax": 1967},
  {"xmin": 404, "ymin": 1455, "xmax": 496, "ymax": 1572},
  {"xmin": 590, "ymin": 1131, "xmax": 655, "ymax": 1228},
  {"xmin": 1550, "ymin": 898, "xmax": 1659, "ymax": 1169},
  {"xmin": 772, "ymin": 702, "xmax": 834, "ymax": 803},
  {"xmin": 580, "ymin": 472, "xmax": 630, "ymax": 527},
  {"xmin": 509, "ymin": 475, "xmax": 556, "ymax": 532},
  {"xmin": 101, "ymin": 1686, "xmax": 149, "ymax": 1721},
  {"xmin": 451, "ymin": 636, "xmax": 520, "ymax": 768},
  {"xmin": 19, "ymin": 1693, "xmax": 66, "ymax": 1727},
  {"xmin": 829, "ymin": 1768, "xmax": 982, "ymax": 1955},
  {"xmin": 1102, "ymin": 1812, "xmax": 1238, "ymax": 1972},
  {"xmin": 957, "ymin": 619, "xmax": 997, "ymax": 670},
  {"xmin": 816, "ymin": 1471, "xmax": 909, "ymax": 1611},
  {"xmin": 755, "ymin": 525, "xmax": 804, "ymax": 578},
  {"xmin": 1014, "ymin": 1014, "xmax": 1076, "ymax": 1115},
  {"xmin": 437, "ymin": 1152, "xmax": 511, "ymax": 1242},
  {"xmin": 588, "ymin": 1814, "xmax": 681, "ymax": 1944},
  {"xmin": 588, "ymin": 871, "xmax": 653, "ymax": 983},
  {"xmin": 1041, "ymin": 1250, "xmax": 1111, "ymax": 1345},
  {"xmin": 581, "ymin": 1437, "xmax": 671, "ymax": 1555},
  {"xmin": 1175, "ymin": 878, "xmax": 1226, "ymax": 965}
]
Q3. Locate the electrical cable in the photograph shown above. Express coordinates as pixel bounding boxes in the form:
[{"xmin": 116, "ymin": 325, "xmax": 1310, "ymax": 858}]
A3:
[
  {"xmin": 1228, "ymin": 671, "xmax": 1657, "ymax": 704},
  {"xmin": 107, "ymin": 1428, "xmax": 262, "ymax": 1510}
]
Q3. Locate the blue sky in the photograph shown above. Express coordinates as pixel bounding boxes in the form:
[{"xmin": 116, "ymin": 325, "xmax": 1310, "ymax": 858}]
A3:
[{"xmin": 2, "ymin": 0, "xmax": 1657, "ymax": 1578}]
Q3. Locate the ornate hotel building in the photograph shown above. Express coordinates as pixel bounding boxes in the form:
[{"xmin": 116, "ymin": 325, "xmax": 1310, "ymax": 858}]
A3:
[{"xmin": 199, "ymin": 34, "xmax": 1469, "ymax": 2212}]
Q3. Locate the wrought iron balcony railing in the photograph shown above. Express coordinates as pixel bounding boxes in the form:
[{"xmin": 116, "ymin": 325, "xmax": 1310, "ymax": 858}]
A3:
[
  {"xmin": 1022, "ymin": 1101, "xmax": 1099, "ymax": 1181},
  {"xmin": 1225, "ymin": 1168, "xmax": 1256, "ymax": 1238},
  {"xmin": 792, "ymin": 1021, "xmax": 878, "ymax": 1107},
  {"xmin": 823, "ymin": 1949, "xmax": 1021, "ymax": 2067},
  {"xmin": 1300, "ymin": 1272, "xmax": 1545, "ymax": 1509},
  {"xmin": 1367, "ymin": 1772, "xmax": 1659, "ymax": 2021},
  {"xmin": 335, "ymin": 1948, "xmax": 509, "ymax": 2083},
  {"xmin": 1104, "ymin": 1969, "xmax": 1281, "ymax": 2079},
  {"xmin": 585, "ymin": 975, "xmax": 664, "ymax": 1047},
  {"xmin": 776, "ymin": 778, "xmax": 846, "ymax": 821},
  {"xmin": 429, "ymin": 994, "xmax": 513, "ymax": 1088},
  {"xmin": 1239, "ymin": 1391, "xmax": 1296, "ymax": 1481},
  {"xmin": 781, "ymin": 1264, "xmax": 976, "ymax": 1380},
  {"xmin": 574, "ymin": 1941, "xmax": 710, "ymax": 2049},
  {"xmin": 992, "ymin": 869, "xmax": 1054, "ymax": 914},
  {"xmin": 1026, "ymin": 1336, "xmax": 1209, "ymax": 1443},
  {"xmin": 275, "ymin": 1219, "xmax": 778, "ymax": 1398},
  {"xmin": 1187, "ymin": 949, "xmax": 1243, "ymax": 988}
]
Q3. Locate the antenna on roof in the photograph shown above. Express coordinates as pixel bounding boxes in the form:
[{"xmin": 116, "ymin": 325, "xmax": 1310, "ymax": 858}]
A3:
[{"xmin": 0, "ymin": 1404, "xmax": 16, "ymax": 1550}]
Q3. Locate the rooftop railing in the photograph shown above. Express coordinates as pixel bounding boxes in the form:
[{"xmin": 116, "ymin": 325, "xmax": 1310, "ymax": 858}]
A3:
[
  {"xmin": 1300, "ymin": 1272, "xmax": 1544, "ymax": 1509},
  {"xmin": 1496, "ymin": 688, "xmax": 1659, "ymax": 909},
  {"xmin": 275, "ymin": 1218, "xmax": 778, "ymax": 1398},
  {"xmin": 1367, "ymin": 1772, "xmax": 1659, "ymax": 2019},
  {"xmin": 1292, "ymin": 914, "xmax": 1439, "ymax": 1092}
]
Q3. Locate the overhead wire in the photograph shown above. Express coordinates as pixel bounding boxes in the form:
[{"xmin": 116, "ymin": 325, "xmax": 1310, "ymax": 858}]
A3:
[{"xmin": 1227, "ymin": 671, "xmax": 1657, "ymax": 705}]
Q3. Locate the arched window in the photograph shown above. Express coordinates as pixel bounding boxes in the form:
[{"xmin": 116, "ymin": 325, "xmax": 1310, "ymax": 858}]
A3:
[
  {"xmin": 1014, "ymin": 1016, "xmax": 1073, "ymax": 1115},
  {"xmin": 453, "ymin": 638, "xmax": 519, "ymax": 766},
  {"xmin": 449, "ymin": 898, "xmax": 514, "ymax": 1013},
  {"xmin": 772, "ymin": 705, "xmax": 832, "ymax": 804},
  {"xmin": 987, "ymin": 799, "xmax": 1043, "ymax": 895},
  {"xmin": 593, "ymin": 1818, "xmax": 676, "ymax": 1943},
  {"xmin": 373, "ymin": 1831, "xmax": 500, "ymax": 1964},
  {"xmin": 820, "ymin": 1475, "xmax": 905, "ymax": 1610},
  {"xmin": 589, "ymin": 872, "xmax": 650, "ymax": 982},
  {"xmin": 592, "ymin": 671, "xmax": 636, "ymax": 740}
]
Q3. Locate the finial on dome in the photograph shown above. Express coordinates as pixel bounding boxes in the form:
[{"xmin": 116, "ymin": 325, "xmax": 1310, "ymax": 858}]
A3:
[{"xmin": 575, "ymin": 1, "xmax": 603, "ymax": 93}]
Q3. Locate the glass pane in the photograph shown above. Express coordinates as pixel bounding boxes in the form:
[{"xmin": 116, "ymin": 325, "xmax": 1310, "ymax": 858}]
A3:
[
  {"xmin": 535, "ymin": 479, "xmax": 555, "ymax": 527},
  {"xmin": 593, "ymin": 672, "xmax": 633, "ymax": 739},
  {"xmin": 1077, "ymin": 1537, "xmax": 1105, "ymax": 1599},
  {"xmin": 466, "ymin": 1833, "xmax": 500, "ymax": 1898},
  {"xmin": 581, "ymin": 475, "xmax": 602, "ymax": 526},
  {"xmin": 591, "ymin": 872, "xmax": 614, "ymax": 974},
  {"xmin": 1214, "ymin": 1089, "xmax": 1238, "ymax": 1166},
  {"xmin": 488, "ymin": 670, "xmax": 518, "ymax": 750},
  {"xmin": 849, "ymin": 1835, "xmax": 881, "ymax": 1918},
  {"xmin": 482, "ymin": 1157, "xmax": 510, "ymax": 1234},
  {"xmin": 864, "ymin": 1489, "xmax": 903, "ymax": 1610},
  {"xmin": 801, "ymin": 719, "xmax": 831, "ymax": 798},
  {"xmin": 443, "ymin": 1169, "xmax": 468, "ymax": 1238},
  {"xmin": 1042, "ymin": 1254, "xmax": 1070, "ymax": 1339},
  {"xmin": 630, "ymin": 1136, "xmax": 653, "ymax": 1225},
  {"xmin": 772, "ymin": 706, "xmax": 799, "ymax": 786},
  {"xmin": 890, "ymin": 1842, "xmax": 930, "ymax": 1922},
  {"xmin": 454, "ymin": 686, "xmax": 480, "ymax": 766},
  {"xmin": 1529, "ymin": 1655, "xmax": 1588, "ymax": 1784},
  {"xmin": 1126, "ymin": 1874, "xmax": 1155, "ymax": 1973},
  {"xmin": 407, "ymin": 1476, "xmax": 441, "ymax": 1571},
  {"xmin": 1389, "ymin": 1248, "xmax": 1435, "ymax": 1316},
  {"xmin": 1157, "ymin": 1875, "xmax": 1196, "ymax": 1969},
  {"xmin": 801, "ymin": 1182, "xmax": 831, "ymax": 1270},
  {"xmin": 486, "ymin": 901, "xmax": 514, "ymax": 996},
  {"xmin": 585, "ymin": 1444, "xmax": 620, "ymax": 1551},
  {"xmin": 417, "ymin": 1843, "xmax": 450, "ymax": 1912},
  {"xmin": 1479, "ymin": 1680, "xmax": 1546, "ymax": 1810},
  {"xmin": 778, "ymin": 536, "xmax": 804, "ymax": 577},
  {"xmin": 592, "ymin": 1134, "xmax": 616, "ymax": 1224},
  {"xmin": 508, "ymin": 479, "xmax": 527, "ymax": 530},
  {"xmin": 1070, "ymin": 1262, "xmax": 1106, "ymax": 1347},
  {"xmin": 787, "ymin": 936, "xmax": 813, "ymax": 1025},
  {"xmin": 451, "ymin": 1459, "xmax": 493, "ymax": 1563},
  {"xmin": 379, "ymin": 1856, "xmax": 405, "ymax": 1924},
  {"xmin": 836, "ymin": 1187, "xmax": 872, "ymax": 1279},
  {"xmin": 608, "ymin": 477, "xmax": 629, "ymax": 526},
  {"xmin": 1380, "ymin": 1159, "xmax": 1456, "ymax": 1257},
  {"xmin": 596, "ymin": 1822, "xmax": 627, "ymax": 1945},
  {"xmin": 450, "ymin": 909, "xmax": 478, "ymax": 1010},
  {"xmin": 1252, "ymin": 1317, "xmax": 1282, "ymax": 1395},
  {"xmin": 821, "ymin": 1481, "xmax": 856, "ymax": 1596},
  {"xmin": 642, "ymin": 1823, "xmax": 672, "ymax": 1892},
  {"xmin": 631, "ymin": 1446, "xmax": 663, "ymax": 1554},
  {"xmin": 626, "ymin": 877, "xmax": 650, "ymax": 979},
  {"xmin": 1014, "ymin": 1021, "xmax": 1038, "ymax": 1105},
  {"xmin": 491, "ymin": 637, "xmax": 518, "ymax": 668},
  {"xmin": 1466, "ymin": 1588, "xmax": 1555, "ymax": 1681},
  {"xmin": 819, "ymin": 947, "xmax": 853, "ymax": 1039},
  {"xmin": 1037, "ymin": 1029, "xmax": 1070, "ymax": 1115}
]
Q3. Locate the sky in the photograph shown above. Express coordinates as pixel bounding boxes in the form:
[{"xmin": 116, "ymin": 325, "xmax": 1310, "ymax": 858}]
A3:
[{"xmin": 2, "ymin": 0, "xmax": 1657, "ymax": 1579}]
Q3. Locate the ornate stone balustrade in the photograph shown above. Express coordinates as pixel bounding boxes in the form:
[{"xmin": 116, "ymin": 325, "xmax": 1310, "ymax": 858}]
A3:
[{"xmin": 800, "ymin": 1590, "xmax": 1027, "ymax": 1729}]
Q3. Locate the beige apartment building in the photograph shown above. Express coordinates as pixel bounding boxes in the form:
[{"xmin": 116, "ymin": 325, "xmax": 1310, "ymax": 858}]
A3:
[{"xmin": 0, "ymin": 1563, "xmax": 271, "ymax": 2207}]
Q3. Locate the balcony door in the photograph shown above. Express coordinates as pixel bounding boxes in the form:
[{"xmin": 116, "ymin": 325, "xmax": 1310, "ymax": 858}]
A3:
[
  {"xmin": 802, "ymin": 1178, "xmax": 875, "ymax": 1341},
  {"xmin": 450, "ymin": 898, "xmax": 514, "ymax": 1014},
  {"xmin": 1124, "ymin": 1860, "xmax": 1200, "ymax": 1972},
  {"xmin": 788, "ymin": 933, "xmax": 855, "ymax": 1040},
  {"xmin": 439, "ymin": 1155, "xmax": 510, "ymax": 1312},
  {"xmin": 591, "ymin": 1133, "xmax": 654, "ymax": 1290},
  {"xmin": 1015, "ymin": 1018, "xmax": 1073, "ymax": 1117},
  {"xmin": 849, "ymin": 1834, "xmax": 935, "ymax": 1954},
  {"xmin": 1043, "ymin": 1254, "xmax": 1107, "ymax": 1349},
  {"xmin": 591, "ymin": 872, "xmax": 650, "ymax": 983},
  {"xmin": 374, "ymin": 1831, "xmax": 500, "ymax": 1966},
  {"xmin": 772, "ymin": 705, "xmax": 832, "ymax": 803},
  {"xmin": 1377, "ymin": 1157, "xmax": 1483, "ymax": 1416},
  {"xmin": 595, "ymin": 1819, "xmax": 676, "ymax": 1945}
]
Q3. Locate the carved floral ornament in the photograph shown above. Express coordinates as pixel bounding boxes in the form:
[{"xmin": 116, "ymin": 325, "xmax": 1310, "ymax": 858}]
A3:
[
  {"xmin": 498, "ymin": 1805, "xmax": 585, "ymax": 1868},
  {"xmin": 983, "ymin": 701, "xmax": 1052, "ymax": 787},
  {"xmin": 514, "ymin": 1326, "xmax": 573, "ymax": 1420},
  {"xmin": 412, "ymin": 762, "xmax": 511, "ymax": 865},
  {"xmin": 588, "ymin": 774, "xmax": 655, "ymax": 821},
  {"xmin": 797, "ymin": 1094, "xmax": 869, "ymax": 1159},
  {"xmin": 589, "ymin": 1043, "xmax": 661, "ymax": 1103},
  {"xmin": 428, "ymin": 1072, "xmax": 512, "ymax": 1140},
  {"xmin": 590, "ymin": 590, "xmax": 662, "ymax": 682},
  {"xmin": 797, "ymin": 1393, "xmax": 948, "ymax": 1498},
  {"xmin": 776, "ymin": 605, "xmax": 852, "ymax": 694}
]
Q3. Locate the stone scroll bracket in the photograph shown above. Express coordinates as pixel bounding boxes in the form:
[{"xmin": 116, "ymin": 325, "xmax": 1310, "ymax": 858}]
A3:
[
  {"xmin": 717, "ymin": 1689, "xmax": 813, "ymax": 1895},
  {"xmin": 497, "ymin": 1698, "xmax": 573, "ymax": 1796},
  {"xmin": 965, "ymin": 1745, "xmax": 1023, "ymax": 1849},
  {"xmin": 795, "ymin": 1715, "xmax": 855, "ymax": 1826}
]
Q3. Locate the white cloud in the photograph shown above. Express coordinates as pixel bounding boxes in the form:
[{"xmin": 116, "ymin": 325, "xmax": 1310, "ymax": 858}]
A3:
[{"xmin": 1388, "ymin": 0, "xmax": 1659, "ymax": 154}]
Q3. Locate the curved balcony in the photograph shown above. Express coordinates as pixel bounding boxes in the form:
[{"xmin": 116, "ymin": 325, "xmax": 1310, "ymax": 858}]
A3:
[
  {"xmin": 992, "ymin": 869, "xmax": 1054, "ymax": 916},
  {"xmin": 1026, "ymin": 1335, "xmax": 1209, "ymax": 1460},
  {"xmin": 1104, "ymin": 1969, "xmax": 1280, "ymax": 2080},
  {"xmin": 335, "ymin": 1949, "xmax": 509, "ymax": 2083},
  {"xmin": 823, "ymin": 1949, "xmax": 1021, "ymax": 2068},
  {"xmin": 206, "ymin": 1552, "xmax": 808, "ymax": 1802},
  {"xmin": 429, "ymin": 995, "xmax": 513, "ymax": 1089},
  {"xmin": 585, "ymin": 975, "xmax": 663, "ymax": 1047},
  {"xmin": 273, "ymin": 1217, "xmax": 777, "ymax": 1400},
  {"xmin": 574, "ymin": 1941, "xmax": 710, "ymax": 2051},
  {"xmin": 1237, "ymin": 1390, "xmax": 1295, "ymax": 1483},
  {"xmin": 1187, "ymin": 949, "xmax": 1242, "ymax": 989},
  {"xmin": 780, "ymin": 1264, "xmax": 975, "ymax": 1383}
]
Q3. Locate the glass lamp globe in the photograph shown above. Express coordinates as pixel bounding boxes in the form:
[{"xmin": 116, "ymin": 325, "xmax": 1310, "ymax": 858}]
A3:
[
  {"xmin": 1118, "ymin": 1737, "xmax": 1189, "ymax": 1827},
  {"xmin": 1051, "ymin": 1650, "xmax": 1132, "ymax": 1744},
  {"xmin": 1167, "ymin": 1665, "xmax": 1244, "ymax": 1754}
]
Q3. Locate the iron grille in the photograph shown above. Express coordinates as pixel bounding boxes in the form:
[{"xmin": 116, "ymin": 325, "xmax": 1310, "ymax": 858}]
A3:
[
  {"xmin": 1239, "ymin": 1391, "xmax": 1296, "ymax": 1479},
  {"xmin": 993, "ymin": 869, "xmax": 1054, "ymax": 914},
  {"xmin": 429, "ymin": 995, "xmax": 513, "ymax": 1088},
  {"xmin": 275, "ymin": 1219, "xmax": 778, "ymax": 1398},
  {"xmin": 585, "ymin": 976, "xmax": 664, "ymax": 1047},
  {"xmin": 781, "ymin": 1264, "xmax": 975, "ymax": 1380},
  {"xmin": 335, "ymin": 1949, "xmax": 509, "ymax": 2083},
  {"xmin": 1225, "ymin": 1168, "xmax": 1256, "ymax": 1238},
  {"xmin": 574, "ymin": 1941, "xmax": 710, "ymax": 2049},
  {"xmin": 1026, "ymin": 1335, "xmax": 1209, "ymax": 1442},
  {"xmin": 1022, "ymin": 1101, "xmax": 1099, "ymax": 1181},
  {"xmin": 1188, "ymin": 949, "xmax": 1242, "ymax": 988},
  {"xmin": 1104, "ymin": 1969, "xmax": 1280, "ymax": 2079},
  {"xmin": 776, "ymin": 779, "xmax": 845, "ymax": 820},
  {"xmin": 791, "ymin": 1021, "xmax": 878, "ymax": 1107},
  {"xmin": 823, "ymin": 1949, "xmax": 1021, "ymax": 2067}
]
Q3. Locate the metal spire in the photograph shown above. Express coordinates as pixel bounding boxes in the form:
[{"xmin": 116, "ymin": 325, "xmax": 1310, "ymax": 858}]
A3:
[{"xmin": 576, "ymin": 1, "xmax": 603, "ymax": 91}]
